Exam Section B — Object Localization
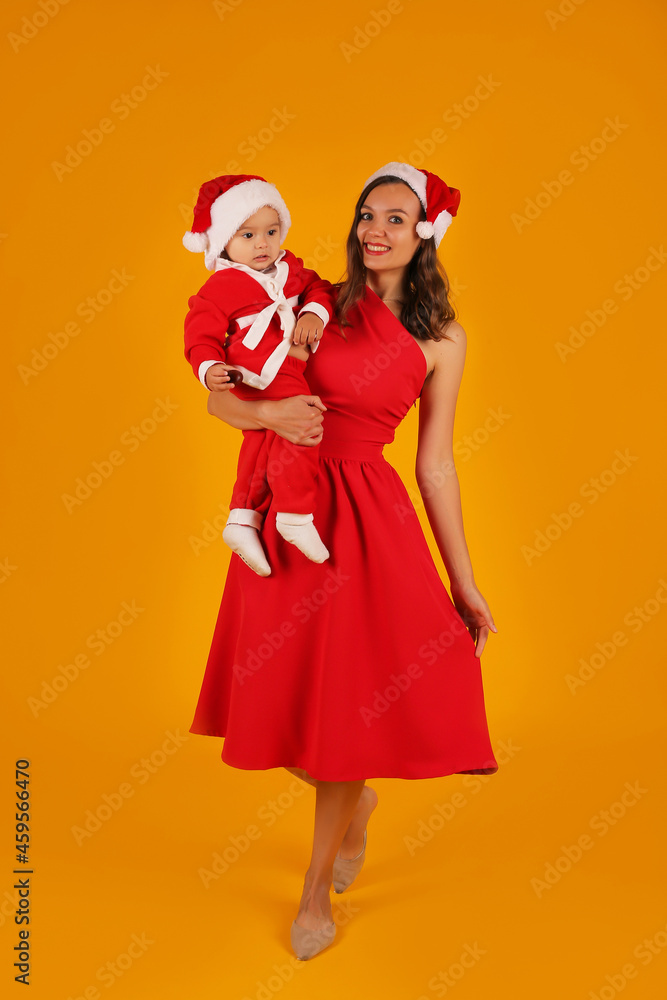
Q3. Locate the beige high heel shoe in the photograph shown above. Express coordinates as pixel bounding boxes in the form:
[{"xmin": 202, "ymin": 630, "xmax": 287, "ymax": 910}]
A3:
[
  {"xmin": 333, "ymin": 829, "xmax": 367, "ymax": 893},
  {"xmin": 290, "ymin": 919, "xmax": 336, "ymax": 960}
]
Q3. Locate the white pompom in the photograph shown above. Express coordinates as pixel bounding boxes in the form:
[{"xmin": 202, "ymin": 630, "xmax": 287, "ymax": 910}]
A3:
[
  {"xmin": 182, "ymin": 230, "xmax": 208, "ymax": 253},
  {"xmin": 416, "ymin": 220, "xmax": 434, "ymax": 239}
]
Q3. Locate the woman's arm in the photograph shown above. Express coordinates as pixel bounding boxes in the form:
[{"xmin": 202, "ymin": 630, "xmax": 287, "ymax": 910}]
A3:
[
  {"xmin": 415, "ymin": 322, "xmax": 497, "ymax": 654},
  {"xmin": 207, "ymin": 389, "xmax": 326, "ymax": 445},
  {"xmin": 415, "ymin": 322, "xmax": 473, "ymax": 588}
]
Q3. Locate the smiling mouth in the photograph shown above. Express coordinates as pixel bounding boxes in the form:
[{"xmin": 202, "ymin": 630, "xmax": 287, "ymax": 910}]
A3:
[{"xmin": 364, "ymin": 243, "xmax": 391, "ymax": 253}]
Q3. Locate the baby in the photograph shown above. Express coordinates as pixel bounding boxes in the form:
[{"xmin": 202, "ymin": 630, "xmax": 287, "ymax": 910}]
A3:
[{"xmin": 183, "ymin": 173, "xmax": 334, "ymax": 577}]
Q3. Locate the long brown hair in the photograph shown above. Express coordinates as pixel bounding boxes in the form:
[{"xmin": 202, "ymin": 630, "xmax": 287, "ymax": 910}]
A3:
[{"xmin": 336, "ymin": 175, "xmax": 458, "ymax": 342}]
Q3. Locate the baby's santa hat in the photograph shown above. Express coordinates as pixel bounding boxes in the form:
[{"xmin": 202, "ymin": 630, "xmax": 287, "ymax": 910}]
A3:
[
  {"xmin": 362, "ymin": 162, "xmax": 461, "ymax": 248},
  {"xmin": 183, "ymin": 174, "xmax": 291, "ymax": 270}
]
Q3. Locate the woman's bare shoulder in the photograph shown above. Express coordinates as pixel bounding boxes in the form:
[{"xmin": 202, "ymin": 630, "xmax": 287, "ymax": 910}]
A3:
[
  {"xmin": 439, "ymin": 318, "xmax": 466, "ymax": 346},
  {"xmin": 416, "ymin": 323, "xmax": 466, "ymax": 401},
  {"xmin": 420, "ymin": 319, "xmax": 466, "ymax": 373}
]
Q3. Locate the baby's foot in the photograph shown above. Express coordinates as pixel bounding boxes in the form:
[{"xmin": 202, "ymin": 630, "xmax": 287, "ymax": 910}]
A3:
[
  {"xmin": 276, "ymin": 513, "xmax": 329, "ymax": 563},
  {"xmin": 222, "ymin": 524, "xmax": 271, "ymax": 576}
]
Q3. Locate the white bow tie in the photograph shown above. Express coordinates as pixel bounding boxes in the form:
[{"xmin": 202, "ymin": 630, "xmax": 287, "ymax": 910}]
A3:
[{"xmin": 214, "ymin": 252, "xmax": 295, "ymax": 350}]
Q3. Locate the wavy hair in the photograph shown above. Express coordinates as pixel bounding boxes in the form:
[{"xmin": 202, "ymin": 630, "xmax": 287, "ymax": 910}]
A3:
[{"xmin": 336, "ymin": 175, "xmax": 458, "ymax": 342}]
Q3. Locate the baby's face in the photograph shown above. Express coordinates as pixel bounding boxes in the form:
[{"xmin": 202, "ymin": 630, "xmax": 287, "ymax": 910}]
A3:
[{"xmin": 224, "ymin": 206, "xmax": 282, "ymax": 270}]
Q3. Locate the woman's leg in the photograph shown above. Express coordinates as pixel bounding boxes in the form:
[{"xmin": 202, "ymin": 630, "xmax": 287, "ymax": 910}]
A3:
[
  {"xmin": 285, "ymin": 767, "xmax": 379, "ymax": 860},
  {"xmin": 337, "ymin": 784, "xmax": 378, "ymax": 858},
  {"xmin": 293, "ymin": 777, "xmax": 365, "ymax": 931}
]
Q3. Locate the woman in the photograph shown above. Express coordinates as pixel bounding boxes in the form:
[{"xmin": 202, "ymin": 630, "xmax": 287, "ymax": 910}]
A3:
[{"xmin": 189, "ymin": 161, "xmax": 499, "ymax": 960}]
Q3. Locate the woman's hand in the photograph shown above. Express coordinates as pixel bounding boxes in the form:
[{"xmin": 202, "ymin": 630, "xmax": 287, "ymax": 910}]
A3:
[
  {"xmin": 206, "ymin": 388, "xmax": 326, "ymax": 438},
  {"xmin": 450, "ymin": 581, "xmax": 498, "ymax": 658},
  {"xmin": 259, "ymin": 394, "xmax": 327, "ymax": 445}
]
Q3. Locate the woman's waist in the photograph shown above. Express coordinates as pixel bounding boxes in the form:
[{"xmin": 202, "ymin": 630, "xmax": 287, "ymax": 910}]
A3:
[{"xmin": 318, "ymin": 438, "xmax": 387, "ymax": 461}]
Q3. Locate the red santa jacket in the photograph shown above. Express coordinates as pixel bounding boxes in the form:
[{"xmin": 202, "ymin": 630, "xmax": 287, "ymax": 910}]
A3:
[{"xmin": 184, "ymin": 249, "xmax": 334, "ymax": 391}]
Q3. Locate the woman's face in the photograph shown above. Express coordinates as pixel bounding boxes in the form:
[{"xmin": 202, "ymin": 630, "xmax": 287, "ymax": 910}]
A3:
[{"xmin": 356, "ymin": 182, "xmax": 423, "ymax": 274}]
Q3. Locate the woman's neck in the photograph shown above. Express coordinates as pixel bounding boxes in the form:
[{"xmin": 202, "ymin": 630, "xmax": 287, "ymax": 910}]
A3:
[{"xmin": 365, "ymin": 270, "xmax": 406, "ymax": 303}]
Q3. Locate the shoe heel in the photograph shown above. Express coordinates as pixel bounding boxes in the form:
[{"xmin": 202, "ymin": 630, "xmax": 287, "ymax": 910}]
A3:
[{"xmin": 333, "ymin": 829, "xmax": 367, "ymax": 893}]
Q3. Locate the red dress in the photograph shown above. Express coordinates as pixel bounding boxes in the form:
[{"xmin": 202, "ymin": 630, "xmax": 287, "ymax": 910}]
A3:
[{"xmin": 189, "ymin": 286, "xmax": 498, "ymax": 781}]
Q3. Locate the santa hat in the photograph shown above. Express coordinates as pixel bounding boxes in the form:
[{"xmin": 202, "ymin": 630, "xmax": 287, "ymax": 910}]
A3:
[
  {"xmin": 183, "ymin": 174, "xmax": 291, "ymax": 270},
  {"xmin": 362, "ymin": 161, "xmax": 460, "ymax": 248}
]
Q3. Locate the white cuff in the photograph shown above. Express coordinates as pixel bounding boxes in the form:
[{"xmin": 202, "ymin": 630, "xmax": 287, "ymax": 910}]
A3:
[
  {"xmin": 298, "ymin": 301, "xmax": 330, "ymax": 328},
  {"xmin": 275, "ymin": 511, "xmax": 314, "ymax": 525},
  {"xmin": 198, "ymin": 360, "xmax": 221, "ymax": 388},
  {"xmin": 226, "ymin": 508, "xmax": 263, "ymax": 529}
]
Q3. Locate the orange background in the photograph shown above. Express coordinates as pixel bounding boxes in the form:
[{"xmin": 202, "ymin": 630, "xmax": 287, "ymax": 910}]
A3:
[{"xmin": 2, "ymin": 0, "xmax": 666, "ymax": 996}]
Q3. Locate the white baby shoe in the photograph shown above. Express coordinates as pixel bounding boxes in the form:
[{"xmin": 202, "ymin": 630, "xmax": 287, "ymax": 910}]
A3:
[
  {"xmin": 275, "ymin": 512, "xmax": 329, "ymax": 563},
  {"xmin": 222, "ymin": 523, "xmax": 271, "ymax": 576}
]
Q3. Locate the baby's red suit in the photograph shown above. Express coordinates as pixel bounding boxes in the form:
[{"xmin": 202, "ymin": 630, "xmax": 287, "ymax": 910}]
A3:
[{"xmin": 184, "ymin": 249, "xmax": 335, "ymax": 518}]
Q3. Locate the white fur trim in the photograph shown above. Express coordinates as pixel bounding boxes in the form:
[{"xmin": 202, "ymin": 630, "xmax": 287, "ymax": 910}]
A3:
[
  {"xmin": 362, "ymin": 161, "xmax": 427, "ymax": 210},
  {"xmin": 226, "ymin": 508, "xmax": 263, "ymax": 529},
  {"xmin": 432, "ymin": 210, "xmax": 453, "ymax": 249},
  {"xmin": 203, "ymin": 180, "xmax": 291, "ymax": 270},
  {"xmin": 183, "ymin": 230, "xmax": 208, "ymax": 253},
  {"xmin": 298, "ymin": 301, "xmax": 330, "ymax": 327}
]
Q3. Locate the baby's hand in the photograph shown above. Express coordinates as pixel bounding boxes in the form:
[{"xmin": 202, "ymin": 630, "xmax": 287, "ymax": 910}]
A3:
[
  {"xmin": 293, "ymin": 313, "xmax": 324, "ymax": 347},
  {"xmin": 205, "ymin": 363, "xmax": 238, "ymax": 391}
]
